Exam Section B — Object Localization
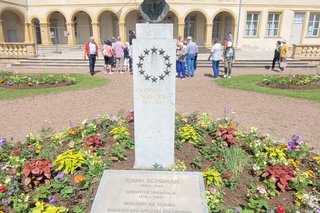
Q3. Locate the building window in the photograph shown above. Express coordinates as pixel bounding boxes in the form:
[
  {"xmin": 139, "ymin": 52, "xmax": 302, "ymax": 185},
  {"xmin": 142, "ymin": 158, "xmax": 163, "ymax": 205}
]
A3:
[
  {"xmin": 212, "ymin": 16, "xmax": 220, "ymax": 39},
  {"xmin": 245, "ymin": 13, "xmax": 259, "ymax": 36},
  {"xmin": 184, "ymin": 15, "xmax": 196, "ymax": 38},
  {"xmin": 307, "ymin": 13, "xmax": 320, "ymax": 36},
  {"xmin": 113, "ymin": 15, "xmax": 119, "ymax": 37},
  {"xmin": 266, "ymin": 13, "xmax": 280, "ymax": 37}
]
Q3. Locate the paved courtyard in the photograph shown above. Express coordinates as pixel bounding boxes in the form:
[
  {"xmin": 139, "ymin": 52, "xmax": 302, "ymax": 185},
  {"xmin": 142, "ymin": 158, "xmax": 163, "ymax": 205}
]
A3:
[{"xmin": 0, "ymin": 66, "xmax": 319, "ymax": 153}]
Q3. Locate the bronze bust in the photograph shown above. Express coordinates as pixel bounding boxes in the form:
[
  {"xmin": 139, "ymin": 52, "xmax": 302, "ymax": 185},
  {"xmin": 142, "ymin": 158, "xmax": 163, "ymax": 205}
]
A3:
[{"xmin": 139, "ymin": 0, "xmax": 170, "ymax": 23}]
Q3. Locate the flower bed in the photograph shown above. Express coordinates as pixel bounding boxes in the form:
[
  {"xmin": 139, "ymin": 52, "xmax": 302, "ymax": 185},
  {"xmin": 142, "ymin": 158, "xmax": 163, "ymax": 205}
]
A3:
[
  {"xmin": 260, "ymin": 74, "xmax": 320, "ymax": 90},
  {"xmin": 0, "ymin": 112, "xmax": 319, "ymax": 212},
  {"xmin": 0, "ymin": 71, "xmax": 76, "ymax": 89}
]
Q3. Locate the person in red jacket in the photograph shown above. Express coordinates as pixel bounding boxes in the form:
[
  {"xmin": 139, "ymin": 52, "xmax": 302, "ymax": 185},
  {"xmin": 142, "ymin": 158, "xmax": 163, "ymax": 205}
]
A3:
[{"xmin": 84, "ymin": 36, "xmax": 98, "ymax": 76}]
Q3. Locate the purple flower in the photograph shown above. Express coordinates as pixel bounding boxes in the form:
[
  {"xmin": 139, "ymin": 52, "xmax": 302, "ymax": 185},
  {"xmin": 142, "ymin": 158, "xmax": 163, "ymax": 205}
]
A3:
[
  {"xmin": 2, "ymin": 197, "xmax": 8, "ymax": 204},
  {"xmin": 292, "ymin": 134, "xmax": 303, "ymax": 144},
  {"xmin": 55, "ymin": 172, "xmax": 64, "ymax": 179},
  {"xmin": 7, "ymin": 80, "xmax": 13, "ymax": 86},
  {"xmin": 234, "ymin": 207, "xmax": 242, "ymax": 212},
  {"xmin": 287, "ymin": 141, "xmax": 295, "ymax": 150},
  {"xmin": 8, "ymin": 189, "xmax": 14, "ymax": 196},
  {"xmin": 0, "ymin": 138, "xmax": 6, "ymax": 147},
  {"xmin": 48, "ymin": 196, "xmax": 57, "ymax": 204}
]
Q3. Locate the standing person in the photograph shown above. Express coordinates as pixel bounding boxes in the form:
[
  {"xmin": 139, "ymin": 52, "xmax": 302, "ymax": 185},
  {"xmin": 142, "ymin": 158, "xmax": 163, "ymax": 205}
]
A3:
[
  {"xmin": 110, "ymin": 36, "xmax": 116, "ymax": 68},
  {"xmin": 279, "ymin": 39, "xmax": 288, "ymax": 72},
  {"xmin": 223, "ymin": 41, "xmax": 235, "ymax": 78},
  {"xmin": 186, "ymin": 36, "xmax": 197, "ymax": 77},
  {"xmin": 123, "ymin": 42, "xmax": 130, "ymax": 72},
  {"xmin": 176, "ymin": 43, "xmax": 186, "ymax": 79},
  {"xmin": 228, "ymin": 32, "xmax": 233, "ymax": 42},
  {"xmin": 129, "ymin": 30, "xmax": 136, "ymax": 45},
  {"xmin": 101, "ymin": 40, "xmax": 114, "ymax": 74},
  {"xmin": 128, "ymin": 43, "xmax": 133, "ymax": 73},
  {"xmin": 269, "ymin": 40, "xmax": 282, "ymax": 71},
  {"xmin": 208, "ymin": 38, "xmax": 221, "ymax": 79},
  {"xmin": 113, "ymin": 36, "xmax": 125, "ymax": 73},
  {"xmin": 84, "ymin": 36, "xmax": 98, "ymax": 76}
]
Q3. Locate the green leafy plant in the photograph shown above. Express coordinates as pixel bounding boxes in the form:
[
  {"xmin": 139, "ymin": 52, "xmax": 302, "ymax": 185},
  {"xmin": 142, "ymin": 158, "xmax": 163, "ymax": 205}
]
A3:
[
  {"xmin": 262, "ymin": 165, "xmax": 296, "ymax": 192},
  {"xmin": 53, "ymin": 150, "xmax": 85, "ymax": 174},
  {"xmin": 23, "ymin": 159, "xmax": 52, "ymax": 187},
  {"xmin": 110, "ymin": 126, "xmax": 134, "ymax": 149},
  {"xmin": 60, "ymin": 185, "xmax": 74, "ymax": 199},
  {"xmin": 110, "ymin": 145, "xmax": 127, "ymax": 161},
  {"xmin": 191, "ymin": 156, "xmax": 203, "ymax": 170},
  {"xmin": 203, "ymin": 168, "xmax": 222, "ymax": 186},
  {"xmin": 245, "ymin": 198, "xmax": 269, "ymax": 212}
]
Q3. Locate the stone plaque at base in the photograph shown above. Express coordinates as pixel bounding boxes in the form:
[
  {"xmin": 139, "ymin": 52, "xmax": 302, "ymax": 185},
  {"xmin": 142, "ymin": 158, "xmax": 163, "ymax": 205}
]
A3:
[{"xmin": 90, "ymin": 170, "xmax": 209, "ymax": 213}]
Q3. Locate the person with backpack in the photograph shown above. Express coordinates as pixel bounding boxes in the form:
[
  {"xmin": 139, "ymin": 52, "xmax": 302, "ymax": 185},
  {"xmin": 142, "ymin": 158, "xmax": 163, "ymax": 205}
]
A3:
[
  {"xmin": 101, "ymin": 40, "xmax": 114, "ymax": 74},
  {"xmin": 269, "ymin": 40, "xmax": 282, "ymax": 71},
  {"xmin": 223, "ymin": 41, "xmax": 235, "ymax": 78}
]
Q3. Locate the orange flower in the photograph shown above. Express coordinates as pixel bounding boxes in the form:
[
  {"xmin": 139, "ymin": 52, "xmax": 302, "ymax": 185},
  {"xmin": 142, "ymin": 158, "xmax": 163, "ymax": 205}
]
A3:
[
  {"xmin": 69, "ymin": 129, "xmax": 77, "ymax": 135},
  {"xmin": 228, "ymin": 123, "xmax": 237, "ymax": 129},
  {"xmin": 74, "ymin": 175, "xmax": 84, "ymax": 184}
]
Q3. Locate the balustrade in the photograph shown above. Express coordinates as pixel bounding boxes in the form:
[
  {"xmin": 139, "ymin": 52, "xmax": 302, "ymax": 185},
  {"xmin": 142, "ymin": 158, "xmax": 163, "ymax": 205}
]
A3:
[
  {"xmin": 292, "ymin": 44, "xmax": 320, "ymax": 60},
  {"xmin": 0, "ymin": 43, "xmax": 36, "ymax": 58}
]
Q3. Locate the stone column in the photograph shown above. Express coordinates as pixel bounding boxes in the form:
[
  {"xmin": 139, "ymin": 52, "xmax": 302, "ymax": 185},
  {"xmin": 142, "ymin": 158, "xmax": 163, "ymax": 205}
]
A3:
[
  {"xmin": 24, "ymin": 23, "xmax": 31, "ymax": 43},
  {"xmin": 205, "ymin": 23, "xmax": 213, "ymax": 48},
  {"xmin": 66, "ymin": 22, "xmax": 76, "ymax": 45},
  {"xmin": 40, "ymin": 23, "xmax": 50, "ymax": 45},
  {"xmin": 28, "ymin": 23, "xmax": 36, "ymax": 43},
  {"xmin": 0, "ymin": 19, "xmax": 4, "ymax": 42},
  {"xmin": 119, "ymin": 22, "xmax": 126, "ymax": 42},
  {"xmin": 92, "ymin": 22, "xmax": 101, "ymax": 45},
  {"xmin": 178, "ymin": 23, "xmax": 184, "ymax": 39}
]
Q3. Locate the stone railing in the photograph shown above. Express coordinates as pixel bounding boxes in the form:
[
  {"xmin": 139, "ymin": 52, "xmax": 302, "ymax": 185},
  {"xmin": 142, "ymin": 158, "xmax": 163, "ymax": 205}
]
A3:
[
  {"xmin": 292, "ymin": 44, "xmax": 320, "ymax": 60},
  {"xmin": 0, "ymin": 43, "xmax": 36, "ymax": 58}
]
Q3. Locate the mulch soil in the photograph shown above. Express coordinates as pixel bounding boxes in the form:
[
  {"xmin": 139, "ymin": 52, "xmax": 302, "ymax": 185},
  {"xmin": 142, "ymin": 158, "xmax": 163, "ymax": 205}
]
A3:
[
  {"xmin": 0, "ymin": 82, "xmax": 73, "ymax": 90},
  {"xmin": 257, "ymin": 81, "xmax": 320, "ymax": 90}
]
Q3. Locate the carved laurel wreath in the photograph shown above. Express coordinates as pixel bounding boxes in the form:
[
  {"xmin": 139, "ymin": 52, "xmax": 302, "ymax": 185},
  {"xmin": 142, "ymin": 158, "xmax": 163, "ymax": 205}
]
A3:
[{"xmin": 136, "ymin": 47, "xmax": 172, "ymax": 83}]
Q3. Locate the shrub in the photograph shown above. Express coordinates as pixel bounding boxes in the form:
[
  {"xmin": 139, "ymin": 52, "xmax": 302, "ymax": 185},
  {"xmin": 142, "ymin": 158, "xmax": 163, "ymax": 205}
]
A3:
[
  {"xmin": 23, "ymin": 159, "xmax": 52, "ymax": 187},
  {"xmin": 203, "ymin": 168, "xmax": 222, "ymax": 186}
]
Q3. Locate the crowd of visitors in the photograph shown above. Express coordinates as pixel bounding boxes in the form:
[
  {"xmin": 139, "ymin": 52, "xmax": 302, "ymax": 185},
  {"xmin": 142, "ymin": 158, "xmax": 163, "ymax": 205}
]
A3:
[{"xmin": 85, "ymin": 30, "xmax": 288, "ymax": 78}]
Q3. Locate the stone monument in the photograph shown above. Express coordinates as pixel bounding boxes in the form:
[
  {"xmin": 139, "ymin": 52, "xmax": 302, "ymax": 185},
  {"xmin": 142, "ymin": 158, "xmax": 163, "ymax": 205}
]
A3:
[{"xmin": 133, "ymin": 23, "xmax": 176, "ymax": 169}]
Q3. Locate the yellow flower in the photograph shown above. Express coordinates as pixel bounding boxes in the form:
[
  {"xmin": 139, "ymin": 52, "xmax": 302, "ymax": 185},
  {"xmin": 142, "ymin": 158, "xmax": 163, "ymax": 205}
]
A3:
[
  {"xmin": 296, "ymin": 194, "xmax": 302, "ymax": 200},
  {"xmin": 35, "ymin": 149, "xmax": 40, "ymax": 154},
  {"xmin": 305, "ymin": 170, "xmax": 314, "ymax": 178},
  {"xmin": 288, "ymin": 158, "xmax": 298, "ymax": 167},
  {"xmin": 296, "ymin": 201, "xmax": 301, "ymax": 207}
]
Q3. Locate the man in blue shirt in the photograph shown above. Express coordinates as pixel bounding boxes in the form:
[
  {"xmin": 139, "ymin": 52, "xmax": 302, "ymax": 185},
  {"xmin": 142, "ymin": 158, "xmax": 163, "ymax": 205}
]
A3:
[{"xmin": 186, "ymin": 36, "xmax": 198, "ymax": 77}]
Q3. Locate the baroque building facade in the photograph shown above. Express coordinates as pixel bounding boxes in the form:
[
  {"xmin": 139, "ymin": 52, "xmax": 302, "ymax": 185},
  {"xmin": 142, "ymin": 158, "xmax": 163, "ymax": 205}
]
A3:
[{"xmin": 0, "ymin": 0, "xmax": 320, "ymax": 50}]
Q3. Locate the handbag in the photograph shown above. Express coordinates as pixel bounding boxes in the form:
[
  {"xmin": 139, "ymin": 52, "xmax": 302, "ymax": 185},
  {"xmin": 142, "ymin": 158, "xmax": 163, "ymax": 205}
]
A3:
[{"xmin": 280, "ymin": 61, "xmax": 287, "ymax": 68}]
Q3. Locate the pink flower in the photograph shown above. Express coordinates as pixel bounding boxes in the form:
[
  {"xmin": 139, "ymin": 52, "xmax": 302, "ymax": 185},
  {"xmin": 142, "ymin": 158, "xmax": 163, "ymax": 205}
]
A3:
[
  {"xmin": 181, "ymin": 118, "xmax": 188, "ymax": 123},
  {"xmin": 222, "ymin": 141, "xmax": 228, "ymax": 147},
  {"xmin": 209, "ymin": 187, "xmax": 216, "ymax": 195},
  {"xmin": 9, "ymin": 168, "xmax": 17, "ymax": 175},
  {"xmin": 257, "ymin": 187, "xmax": 267, "ymax": 194},
  {"xmin": 68, "ymin": 141, "xmax": 75, "ymax": 148}
]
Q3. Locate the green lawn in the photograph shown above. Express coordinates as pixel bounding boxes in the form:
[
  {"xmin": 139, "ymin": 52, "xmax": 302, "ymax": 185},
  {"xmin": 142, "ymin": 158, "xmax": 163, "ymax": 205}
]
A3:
[
  {"xmin": 0, "ymin": 74, "xmax": 109, "ymax": 100},
  {"xmin": 216, "ymin": 74, "xmax": 320, "ymax": 101}
]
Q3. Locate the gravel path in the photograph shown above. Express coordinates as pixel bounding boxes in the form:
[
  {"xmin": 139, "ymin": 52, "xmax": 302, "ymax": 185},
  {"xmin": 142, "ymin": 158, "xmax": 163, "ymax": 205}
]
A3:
[{"xmin": 1, "ymin": 67, "xmax": 319, "ymax": 153}]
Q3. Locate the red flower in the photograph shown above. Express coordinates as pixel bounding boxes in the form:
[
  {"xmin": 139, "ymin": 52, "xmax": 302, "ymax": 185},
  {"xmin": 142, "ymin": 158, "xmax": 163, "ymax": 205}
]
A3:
[
  {"xmin": 225, "ymin": 173, "xmax": 232, "ymax": 179},
  {"xmin": 0, "ymin": 185, "xmax": 6, "ymax": 193},
  {"xmin": 211, "ymin": 162, "xmax": 216, "ymax": 167},
  {"xmin": 13, "ymin": 149, "xmax": 20, "ymax": 156},
  {"xmin": 277, "ymin": 205, "xmax": 285, "ymax": 213},
  {"xmin": 292, "ymin": 145, "xmax": 297, "ymax": 150}
]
